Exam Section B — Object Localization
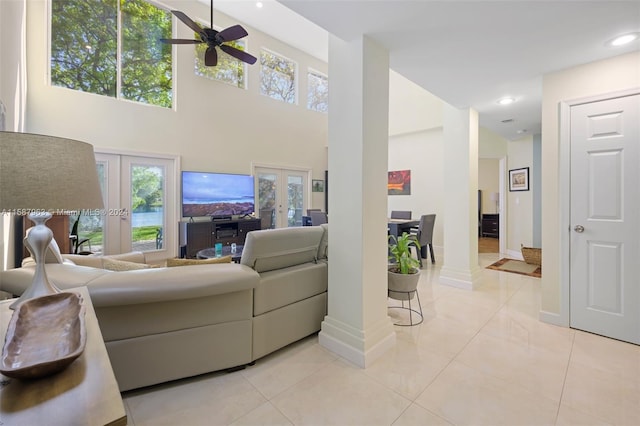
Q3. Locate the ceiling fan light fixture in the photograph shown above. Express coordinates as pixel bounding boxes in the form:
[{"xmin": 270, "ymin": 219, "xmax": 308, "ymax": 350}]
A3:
[
  {"xmin": 497, "ymin": 97, "xmax": 515, "ymax": 105},
  {"xmin": 608, "ymin": 32, "xmax": 639, "ymax": 47}
]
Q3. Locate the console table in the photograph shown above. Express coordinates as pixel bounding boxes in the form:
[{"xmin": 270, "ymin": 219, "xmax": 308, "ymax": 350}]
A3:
[{"xmin": 0, "ymin": 287, "xmax": 127, "ymax": 426}]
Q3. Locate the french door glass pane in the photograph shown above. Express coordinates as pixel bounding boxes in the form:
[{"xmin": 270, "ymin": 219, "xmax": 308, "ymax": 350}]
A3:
[
  {"xmin": 130, "ymin": 164, "xmax": 165, "ymax": 251},
  {"xmin": 287, "ymin": 175, "xmax": 303, "ymax": 227},
  {"xmin": 70, "ymin": 162, "xmax": 106, "ymax": 255},
  {"xmin": 258, "ymin": 173, "xmax": 277, "ymax": 229}
]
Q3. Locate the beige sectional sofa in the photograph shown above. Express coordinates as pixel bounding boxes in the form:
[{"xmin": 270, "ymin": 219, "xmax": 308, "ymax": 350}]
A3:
[{"xmin": 0, "ymin": 226, "xmax": 328, "ymax": 391}]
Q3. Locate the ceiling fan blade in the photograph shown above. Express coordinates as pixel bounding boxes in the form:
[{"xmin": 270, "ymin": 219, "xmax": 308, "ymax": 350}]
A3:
[
  {"xmin": 220, "ymin": 44, "xmax": 257, "ymax": 65},
  {"xmin": 205, "ymin": 46, "xmax": 218, "ymax": 66},
  {"xmin": 216, "ymin": 25, "xmax": 248, "ymax": 42},
  {"xmin": 171, "ymin": 10, "xmax": 205, "ymax": 38},
  {"xmin": 159, "ymin": 39, "xmax": 203, "ymax": 44}
]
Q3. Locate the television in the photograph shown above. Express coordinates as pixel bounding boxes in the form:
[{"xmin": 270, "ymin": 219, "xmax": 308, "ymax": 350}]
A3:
[{"xmin": 182, "ymin": 171, "xmax": 255, "ymax": 218}]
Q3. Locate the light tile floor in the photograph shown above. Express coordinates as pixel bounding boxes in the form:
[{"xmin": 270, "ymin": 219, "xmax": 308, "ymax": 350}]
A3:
[{"xmin": 122, "ymin": 253, "xmax": 640, "ymax": 426}]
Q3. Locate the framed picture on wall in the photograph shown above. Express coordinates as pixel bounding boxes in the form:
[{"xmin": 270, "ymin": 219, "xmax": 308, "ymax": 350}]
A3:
[
  {"xmin": 312, "ymin": 179, "xmax": 324, "ymax": 192},
  {"xmin": 388, "ymin": 170, "xmax": 411, "ymax": 195},
  {"xmin": 509, "ymin": 167, "xmax": 529, "ymax": 191}
]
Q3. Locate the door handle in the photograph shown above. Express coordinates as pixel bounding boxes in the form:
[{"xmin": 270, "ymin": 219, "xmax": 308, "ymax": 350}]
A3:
[{"xmin": 574, "ymin": 225, "xmax": 585, "ymax": 233}]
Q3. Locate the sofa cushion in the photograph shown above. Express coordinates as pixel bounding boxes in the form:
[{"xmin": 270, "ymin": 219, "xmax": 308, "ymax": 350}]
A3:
[
  {"xmin": 240, "ymin": 227, "xmax": 324, "ymax": 273},
  {"xmin": 166, "ymin": 256, "xmax": 232, "ymax": 267},
  {"xmin": 103, "ymin": 258, "xmax": 151, "ymax": 271},
  {"xmin": 253, "ymin": 261, "xmax": 327, "ymax": 316},
  {"xmin": 62, "ymin": 251, "xmax": 147, "ymax": 268}
]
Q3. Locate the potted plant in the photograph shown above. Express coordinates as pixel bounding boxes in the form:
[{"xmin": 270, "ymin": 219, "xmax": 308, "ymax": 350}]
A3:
[{"xmin": 388, "ymin": 232, "xmax": 420, "ymax": 300}]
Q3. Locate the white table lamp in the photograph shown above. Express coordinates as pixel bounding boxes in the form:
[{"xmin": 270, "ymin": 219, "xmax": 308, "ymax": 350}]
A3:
[{"xmin": 0, "ymin": 132, "xmax": 104, "ymax": 309}]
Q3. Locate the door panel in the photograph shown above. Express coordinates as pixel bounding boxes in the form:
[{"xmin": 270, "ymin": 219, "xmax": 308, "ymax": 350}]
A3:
[
  {"xmin": 254, "ymin": 166, "xmax": 309, "ymax": 228},
  {"xmin": 570, "ymin": 94, "xmax": 639, "ymax": 344}
]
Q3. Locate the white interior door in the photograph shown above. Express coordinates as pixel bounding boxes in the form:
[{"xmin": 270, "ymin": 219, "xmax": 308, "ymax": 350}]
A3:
[
  {"xmin": 569, "ymin": 93, "xmax": 639, "ymax": 344},
  {"xmin": 254, "ymin": 166, "xmax": 309, "ymax": 228}
]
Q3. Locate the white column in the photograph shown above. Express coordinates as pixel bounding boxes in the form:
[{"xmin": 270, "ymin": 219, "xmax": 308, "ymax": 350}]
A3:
[
  {"xmin": 440, "ymin": 104, "xmax": 483, "ymax": 290},
  {"xmin": 319, "ymin": 34, "xmax": 396, "ymax": 367}
]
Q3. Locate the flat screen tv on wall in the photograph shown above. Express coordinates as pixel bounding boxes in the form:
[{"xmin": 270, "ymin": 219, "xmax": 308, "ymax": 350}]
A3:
[{"xmin": 181, "ymin": 171, "xmax": 255, "ymax": 218}]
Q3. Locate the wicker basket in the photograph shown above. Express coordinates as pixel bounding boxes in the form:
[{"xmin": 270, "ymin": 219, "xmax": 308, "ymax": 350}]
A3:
[{"xmin": 521, "ymin": 246, "xmax": 541, "ymax": 266}]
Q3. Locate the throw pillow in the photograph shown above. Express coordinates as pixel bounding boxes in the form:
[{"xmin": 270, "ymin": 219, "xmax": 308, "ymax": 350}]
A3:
[
  {"xmin": 166, "ymin": 256, "xmax": 232, "ymax": 267},
  {"xmin": 102, "ymin": 258, "xmax": 151, "ymax": 271}
]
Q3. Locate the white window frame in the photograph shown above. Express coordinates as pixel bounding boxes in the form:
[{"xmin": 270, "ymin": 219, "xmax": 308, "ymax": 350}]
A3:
[
  {"xmin": 259, "ymin": 48, "xmax": 298, "ymax": 105},
  {"xmin": 307, "ymin": 67, "xmax": 328, "ymax": 113}
]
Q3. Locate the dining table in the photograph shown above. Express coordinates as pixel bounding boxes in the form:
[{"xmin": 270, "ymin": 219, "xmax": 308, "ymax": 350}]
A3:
[{"xmin": 388, "ymin": 218, "xmax": 420, "ymax": 240}]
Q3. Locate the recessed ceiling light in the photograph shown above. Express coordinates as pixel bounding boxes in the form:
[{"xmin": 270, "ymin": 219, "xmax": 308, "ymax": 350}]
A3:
[
  {"xmin": 497, "ymin": 97, "xmax": 515, "ymax": 105},
  {"xmin": 517, "ymin": 129, "xmax": 528, "ymax": 134},
  {"xmin": 256, "ymin": 1, "xmax": 263, "ymax": 8},
  {"xmin": 608, "ymin": 32, "xmax": 639, "ymax": 47}
]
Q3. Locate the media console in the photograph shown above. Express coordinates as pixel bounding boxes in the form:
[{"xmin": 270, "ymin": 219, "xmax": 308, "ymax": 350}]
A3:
[{"xmin": 182, "ymin": 218, "xmax": 261, "ymax": 258}]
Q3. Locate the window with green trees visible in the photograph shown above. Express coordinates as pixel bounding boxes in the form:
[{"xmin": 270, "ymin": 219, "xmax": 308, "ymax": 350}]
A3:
[
  {"xmin": 307, "ymin": 69, "xmax": 328, "ymax": 113},
  {"xmin": 195, "ymin": 36, "xmax": 246, "ymax": 88},
  {"xmin": 51, "ymin": 0, "xmax": 172, "ymax": 108},
  {"xmin": 260, "ymin": 49, "xmax": 296, "ymax": 104}
]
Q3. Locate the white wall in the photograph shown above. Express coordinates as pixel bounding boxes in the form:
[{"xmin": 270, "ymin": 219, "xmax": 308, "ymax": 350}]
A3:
[
  {"xmin": 388, "ymin": 128, "xmax": 444, "ymax": 248},
  {"xmin": 23, "ymin": 0, "xmax": 328, "ymax": 188},
  {"xmin": 541, "ymin": 51, "xmax": 640, "ymax": 317},
  {"xmin": 506, "ymin": 135, "xmax": 533, "ymax": 255},
  {"xmin": 479, "ymin": 159, "xmax": 499, "ymax": 215}
]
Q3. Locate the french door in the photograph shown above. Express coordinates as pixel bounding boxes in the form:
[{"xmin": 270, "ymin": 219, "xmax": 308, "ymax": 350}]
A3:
[
  {"xmin": 74, "ymin": 152, "xmax": 177, "ymax": 261},
  {"xmin": 254, "ymin": 166, "xmax": 310, "ymax": 228}
]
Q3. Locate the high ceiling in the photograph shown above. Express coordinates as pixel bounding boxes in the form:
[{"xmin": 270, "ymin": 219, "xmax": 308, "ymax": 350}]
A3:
[{"xmin": 214, "ymin": 0, "xmax": 640, "ymax": 141}]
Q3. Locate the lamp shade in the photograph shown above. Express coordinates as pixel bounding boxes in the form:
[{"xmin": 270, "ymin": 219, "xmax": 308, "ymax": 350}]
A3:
[{"xmin": 0, "ymin": 132, "xmax": 104, "ymax": 211}]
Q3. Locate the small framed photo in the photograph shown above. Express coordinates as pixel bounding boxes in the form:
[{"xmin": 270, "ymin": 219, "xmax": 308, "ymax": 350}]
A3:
[
  {"xmin": 312, "ymin": 179, "xmax": 324, "ymax": 192},
  {"xmin": 509, "ymin": 167, "xmax": 530, "ymax": 191}
]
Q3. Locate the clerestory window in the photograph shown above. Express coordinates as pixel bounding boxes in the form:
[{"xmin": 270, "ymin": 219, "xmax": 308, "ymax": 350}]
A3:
[
  {"xmin": 194, "ymin": 31, "xmax": 247, "ymax": 89},
  {"xmin": 50, "ymin": 0, "xmax": 173, "ymax": 108},
  {"xmin": 307, "ymin": 69, "xmax": 328, "ymax": 113},
  {"xmin": 260, "ymin": 49, "xmax": 297, "ymax": 104}
]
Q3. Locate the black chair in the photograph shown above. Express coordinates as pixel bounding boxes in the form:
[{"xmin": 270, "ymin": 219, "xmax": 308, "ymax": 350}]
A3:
[
  {"xmin": 310, "ymin": 211, "xmax": 327, "ymax": 225},
  {"xmin": 390, "ymin": 210, "xmax": 412, "ymax": 220},
  {"xmin": 409, "ymin": 214, "xmax": 436, "ymax": 267},
  {"xmin": 155, "ymin": 227, "xmax": 163, "ymax": 249},
  {"xmin": 260, "ymin": 208, "xmax": 275, "ymax": 229}
]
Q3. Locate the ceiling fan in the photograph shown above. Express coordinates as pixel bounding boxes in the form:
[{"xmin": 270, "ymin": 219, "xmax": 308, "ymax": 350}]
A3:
[{"xmin": 159, "ymin": 1, "xmax": 257, "ymax": 67}]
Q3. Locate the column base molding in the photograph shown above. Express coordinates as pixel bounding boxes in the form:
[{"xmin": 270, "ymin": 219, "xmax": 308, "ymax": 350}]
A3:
[
  {"xmin": 439, "ymin": 265, "xmax": 483, "ymax": 290},
  {"xmin": 318, "ymin": 315, "xmax": 396, "ymax": 368}
]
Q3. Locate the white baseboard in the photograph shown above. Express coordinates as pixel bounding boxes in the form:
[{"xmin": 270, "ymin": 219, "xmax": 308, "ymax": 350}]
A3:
[
  {"xmin": 539, "ymin": 310, "xmax": 568, "ymax": 327},
  {"xmin": 318, "ymin": 316, "xmax": 396, "ymax": 368}
]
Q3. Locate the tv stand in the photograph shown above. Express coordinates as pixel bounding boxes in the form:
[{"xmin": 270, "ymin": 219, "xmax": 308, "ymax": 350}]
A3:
[{"xmin": 183, "ymin": 217, "xmax": 261, "ymax": 258}]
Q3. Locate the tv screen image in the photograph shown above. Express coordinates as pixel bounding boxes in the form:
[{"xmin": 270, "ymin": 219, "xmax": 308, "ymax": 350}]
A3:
[{"xmin": 182, "ymin": 171, "xmax": 255, "ymax": 218}]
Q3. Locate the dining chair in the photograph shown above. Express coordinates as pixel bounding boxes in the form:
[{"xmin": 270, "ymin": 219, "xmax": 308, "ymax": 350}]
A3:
[
  {"xmin": 390, "ymin": 210, "xmax": 412, "ymax": 220},
  {"xmin": 259, "ymin": 208, "xmax": 275, "ymax": 229},
  {"xmin": 310, "ymin": 211, "xmax": 328, "ymax": 225},
  {"xmin": 409, "ymin": 214, "xmax": 436, "ymax": 267}
]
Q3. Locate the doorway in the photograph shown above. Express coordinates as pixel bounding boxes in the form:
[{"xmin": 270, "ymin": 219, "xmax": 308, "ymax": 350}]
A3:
[
  {"xmin": 253, "ymin": 166, "xmax": 310, "ymax": 229},
  {"xmin": 565, "ymin": 91, "xmax": 639, "ymax": 344}
]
